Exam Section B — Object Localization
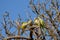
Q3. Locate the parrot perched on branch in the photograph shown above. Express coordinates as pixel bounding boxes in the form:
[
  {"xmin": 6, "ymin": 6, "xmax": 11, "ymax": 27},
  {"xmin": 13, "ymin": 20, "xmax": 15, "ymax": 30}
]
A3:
[
  {"xmin": 21, "ymin": 22, "xmax": 28, "ymax": 34},
  {"xmin": 34, "ymin": 17, "xmax": 45, "ymax": 28},
  {"xmin": 21, "ymin": 20, "xmax": 33, "ymax": 34},
  {"xmin": 34, "ymin": 16, "xmax": 46, "ymax": 35},
  {"xmin": 38, "ymin": 17, "xmax": 45, "ymax": 28}
]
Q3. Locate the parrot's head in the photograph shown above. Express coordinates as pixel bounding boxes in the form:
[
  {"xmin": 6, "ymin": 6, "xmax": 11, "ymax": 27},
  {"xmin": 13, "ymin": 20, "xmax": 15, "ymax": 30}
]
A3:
[
  {"xmin": 21, "ymin": 22, "xmax": 28, "ymax": 29},
  {"xmin": 34, "ymin": 17, "xmax": 40, "ymax": 25},
  {"xmin": 28, "ymin": 20, "xmax": 33, "ymax": 26},
  {"xmin": 28, "ymin": 20, "xmax": 32, "ymax": 24}
]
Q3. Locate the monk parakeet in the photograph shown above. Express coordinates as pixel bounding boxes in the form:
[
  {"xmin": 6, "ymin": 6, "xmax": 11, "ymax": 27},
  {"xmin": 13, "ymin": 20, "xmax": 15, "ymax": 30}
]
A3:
[
  {"xmin": 34, "ymin": 17, "xmax": 45, "ymax": 28},
  {"xmin": 38, "ymin": 17, "xmax": 45, "ymax": 28},
  {"xmin": 34, "ymin": 17, "xmax": 46, "ymax": 34},
  {"xmin": 21, "ymin": 22, "xmax": 28, "ymax": 34}
]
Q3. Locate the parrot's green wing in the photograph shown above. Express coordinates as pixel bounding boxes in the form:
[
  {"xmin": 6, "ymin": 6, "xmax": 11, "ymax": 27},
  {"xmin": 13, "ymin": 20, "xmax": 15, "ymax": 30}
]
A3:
[
  {"xmin": 38, "ymin": 17, "xmax": 46, "ymax": 33},
  {"xmin": 41, "ymin": 20, "xmax": 45, "ymax": 28},
  {"xmin": 38, "ymin": 17, "xmax": 45, "ymax": 28}
]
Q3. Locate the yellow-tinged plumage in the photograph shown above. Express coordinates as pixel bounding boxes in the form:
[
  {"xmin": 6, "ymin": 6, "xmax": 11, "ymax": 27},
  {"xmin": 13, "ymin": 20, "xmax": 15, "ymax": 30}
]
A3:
[
  {"xmin": 21, "ymin": 22, "xmax": 28, "ymax": 29},
  {"xmin": 27, "ymin": 20, "xmax": 33, "ymax": 26},
  {"xmin": 34, "ymin": 18, "xmax": 40, "ymax": 26},
  {"xmin": 21, "ymin": 22, "xmax": 28, "ymax": 34},
  {"xmin": 38, "ymin": 17, "xmax": 45, "ymax": 28},
  {"xmin": 34, "ymin": 17, "xmax": 46, "ymax": 33},
  {"xmin": 38, "ymin": 17, "xmax": 44, "ymax": 24},
  {"xmin": 34, "ymin": 17, "xmax": 45, "ymax": 28}
]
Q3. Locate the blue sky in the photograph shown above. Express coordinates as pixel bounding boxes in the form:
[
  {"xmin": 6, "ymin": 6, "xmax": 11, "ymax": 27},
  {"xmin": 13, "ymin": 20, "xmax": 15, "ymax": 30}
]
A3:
[
  {"xmin": 0, "ymin": 0, "xmax": 31, "ymax": 21},
  {"xmin": 0, "ymin": 0, "xmax": 37, "ymax": 23}
]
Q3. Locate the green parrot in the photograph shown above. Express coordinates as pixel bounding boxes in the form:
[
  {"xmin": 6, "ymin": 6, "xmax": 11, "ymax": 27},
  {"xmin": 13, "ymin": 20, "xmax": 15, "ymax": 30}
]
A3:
[
  {"xmin": 21, "ymin": 20, "xmax": 33, "ymax": 35},
  {"xmin": 38, "ymin": 17, "xmax": 45, "ymax": 28},
  {"xmin": 21, "ymin": 22, "xmax": 28, "ymax": 34},
  {"xmin": 34, "ymin": 17, "xmax": 46, "ymax": 34},
  {"xmin": 34, "ymin": 17, "xmax": 46, "ymax": 28}
]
